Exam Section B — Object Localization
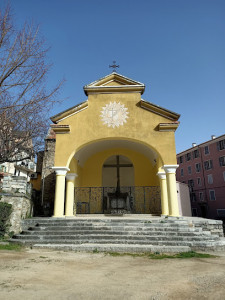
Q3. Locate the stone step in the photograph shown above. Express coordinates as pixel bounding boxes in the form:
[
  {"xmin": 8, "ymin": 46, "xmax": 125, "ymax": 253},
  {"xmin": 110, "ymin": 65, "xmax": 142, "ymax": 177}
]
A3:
[
  {"xmin": 24, "ymin": 226, "xmax": 204, "ymax": 234},
  {"xmin": 20, "ymin": 229, "xmax": 208, "ymax": 237},
  {"xmin": 13, "ymin": 234, "xmax": 219, "ymax": 242},
  {"xmin": 12, "ymin": 217, "xmax": 224, "ymax": 253},
  {"xmin": 11, "ymin": 238, "xmax": 221, "ymax": 247},
  {"xmin": 23, "ymin": 220, "xmax": 189, "ymax": 227},
  {"xmin": 32, "ymin": 243, "xmax": 192, "ymax": 253},
  {"xmin": 23, "ymin": 218, "xmax": 188, "ymax": 224},
  {"xmin": 25, "ymin": 224, "xmax": 192, "ymax": 231},
  {"xmin": 24, "ymin": 221, "xmax": 188, "ymax": 227}
]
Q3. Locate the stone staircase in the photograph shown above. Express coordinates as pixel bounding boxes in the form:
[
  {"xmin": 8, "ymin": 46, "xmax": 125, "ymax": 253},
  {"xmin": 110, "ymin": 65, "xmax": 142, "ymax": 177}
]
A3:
[{"xmin": 11, "ymin": 217, "xmax": 225, "ymax": 253}]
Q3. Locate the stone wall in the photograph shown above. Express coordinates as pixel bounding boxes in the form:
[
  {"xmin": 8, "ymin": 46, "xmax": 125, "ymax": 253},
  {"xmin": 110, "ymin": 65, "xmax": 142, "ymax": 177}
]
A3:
[
  {"xmin": 41, "ymin": 137, "xmax": 56, "ymax": 215},
  {"xmin": 0, "ymin": 176, "xmax": 33, "ymax": 234},
  {"xmin": 2, "ymin": 176, "xmax": 31, "ymax": 194}
]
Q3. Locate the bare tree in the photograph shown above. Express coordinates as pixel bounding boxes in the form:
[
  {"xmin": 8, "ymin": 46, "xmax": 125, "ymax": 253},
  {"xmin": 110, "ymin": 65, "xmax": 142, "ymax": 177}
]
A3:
[{"xmin": 0, "ymin": 5, "xmax": 63, "ymax": 163}]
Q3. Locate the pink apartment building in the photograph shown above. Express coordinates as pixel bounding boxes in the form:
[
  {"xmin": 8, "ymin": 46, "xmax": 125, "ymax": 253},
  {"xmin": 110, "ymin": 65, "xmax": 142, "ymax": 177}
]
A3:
[{"xmin": 176, "ymin": 134, "xmax": 225, "ymax": 220}]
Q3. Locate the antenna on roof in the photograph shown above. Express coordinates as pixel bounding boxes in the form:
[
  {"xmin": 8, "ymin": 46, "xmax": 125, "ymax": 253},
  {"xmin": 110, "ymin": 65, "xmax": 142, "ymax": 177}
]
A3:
[{"xmin": 109, "ymin": 61, "xmax": 119, "ymax": 72}]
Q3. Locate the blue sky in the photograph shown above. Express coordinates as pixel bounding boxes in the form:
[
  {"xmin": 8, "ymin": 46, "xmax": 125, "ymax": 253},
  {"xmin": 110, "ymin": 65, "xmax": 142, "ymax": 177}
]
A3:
[{"xmin": 3, "ymin": 0, "xmax": 225, "ymax": 153}]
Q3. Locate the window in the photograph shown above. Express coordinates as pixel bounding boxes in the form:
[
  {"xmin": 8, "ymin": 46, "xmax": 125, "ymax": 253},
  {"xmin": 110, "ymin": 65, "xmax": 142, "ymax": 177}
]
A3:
[
  {"xmin": 188, "ymin": 166, "xmax": 192, "ymax": 174},
  {"xmin": 217, "ymin": 209, "xmax": 225, "ymax": 217},
  {"xmin": 223, "ymin": 171, "xmax": 225, "ymax": 182},
  {"xmin": 204, "ymin": 160, "xmax": 213, "ymax": 170},
  {"xmin": 179, "ymin": 156, "xmax": 183, "ymax": 164},
  {"xmin": 192, "ymin": 208, "xmax": 198, "ymax": 216},
  {"xmin": 207, "ymin": 174, "xmax": 213, "ymax": 184},
  {"xmin": 197, "ymin": 177, "xmax": 202, "ymax": 186},
  {"xmin": 185, "ymin": 153, "xmax": 191, "ymax": 161},
  {"xmin": 188, "ymin": 179, "xmax": 194, "ymax": 187},
  {"xmin": 219, "ymin": 156, "xmax": 225, "ymax": 167},
  {"xmin": 209, "ymin": 190, "xmax": 216, "ymax": 201},
  {"xmin": 199, "ymin": 192, "xmax": 204, "ymax": 201},
  {"xmin": 217, "ymin": 139, "xmax": 225, "ymax": 151},
  {"xmin": 204, "ymin": 145, "xmax": 209, "ymax": 155},
  {"xmin": 193, "ymin": 149, "xmax": 199, "ymax": 159},
  {"xmin": 181, "ymin": 168, "xmax": 184, "ymax": 176},
  {"xmin": 191, "ymin": 193, "xmax": 196, "ymax": 202},
  {"xmin": 195, "ymin": 163, "xmax": 201, "ymax": 173}
]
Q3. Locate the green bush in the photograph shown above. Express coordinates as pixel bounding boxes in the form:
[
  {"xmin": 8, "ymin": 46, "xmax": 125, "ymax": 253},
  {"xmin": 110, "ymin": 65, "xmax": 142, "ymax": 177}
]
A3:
[{"xmin": 0, "ymin": 202, "xmax": 12, "ymax": 236}]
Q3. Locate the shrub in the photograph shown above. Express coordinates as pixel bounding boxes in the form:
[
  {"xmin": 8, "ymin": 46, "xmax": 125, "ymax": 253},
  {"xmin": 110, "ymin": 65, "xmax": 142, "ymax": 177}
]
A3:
[{"xmin": 0, "ymin": 202, "xmax": 12, "ymax": 236}]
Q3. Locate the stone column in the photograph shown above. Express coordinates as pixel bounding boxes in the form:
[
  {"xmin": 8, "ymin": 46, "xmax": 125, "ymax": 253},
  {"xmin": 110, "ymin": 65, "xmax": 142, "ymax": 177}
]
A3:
[
  {"xmin": 65, "ymin": 173, "xmax": 77, "ymax": 217},
  {"xmin": 52, "ymin": 167, "xmax": 70, "ymax": 217},
  {"xmin": 163, "ymin": 165, "xmax": 179, "ymax": 217},
  {"xmin": 157, "ymin": 172, "xmax": 169, "ymax": 216}
]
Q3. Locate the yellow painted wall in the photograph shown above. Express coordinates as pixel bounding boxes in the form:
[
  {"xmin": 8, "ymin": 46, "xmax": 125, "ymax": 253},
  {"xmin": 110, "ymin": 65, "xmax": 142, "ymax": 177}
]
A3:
[
  {"xmin": 54, "ymin": 90, "xmax": 177, "ymax": 168},
  {"xmin": 30, "ymin": 174, "xmax": 42, "ymax": 191},
  {"xmin": 78, "ymin": 148, "xmax": 159, "ymax": 187}
]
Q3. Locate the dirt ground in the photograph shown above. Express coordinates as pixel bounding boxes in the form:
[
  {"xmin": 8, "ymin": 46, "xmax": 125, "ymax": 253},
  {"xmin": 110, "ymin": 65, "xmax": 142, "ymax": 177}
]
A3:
[{"xmin": 0, "ymin": 248, "xmax": 225, "ymax": 300}]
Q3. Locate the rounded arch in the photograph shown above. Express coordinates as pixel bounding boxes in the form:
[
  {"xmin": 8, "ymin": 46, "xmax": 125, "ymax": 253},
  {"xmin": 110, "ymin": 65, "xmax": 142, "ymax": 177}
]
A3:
[{"xmin": 67, "ymin": 137, "xmax": 164, "ymax": 169}]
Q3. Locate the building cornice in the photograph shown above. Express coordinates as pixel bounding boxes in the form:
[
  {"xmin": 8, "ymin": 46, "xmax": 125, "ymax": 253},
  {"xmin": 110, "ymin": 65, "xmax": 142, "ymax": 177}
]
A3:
[
  {"xmin": 158, "ymin": 123, "xmax": 179, "ymax": 132},
  {"xmin": 140, "ymin": 99, "xmax": 180, "ymax": 121},
  {"xmin": 50, "ymin": 124, "xmax": 70, "ymax": 134},
  {"xmin": 50, "ymin": 101, "xmax": 88, "ymax": 124}
]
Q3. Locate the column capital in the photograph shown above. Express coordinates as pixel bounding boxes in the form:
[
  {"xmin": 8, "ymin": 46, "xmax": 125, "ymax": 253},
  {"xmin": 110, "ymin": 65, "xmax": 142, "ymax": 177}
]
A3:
[
  {"xmin": 66, "ymin": 173, "xmax": 78, "ymax": 181},
  {"xmin": 157, "ymin": 172, "xmax": 166, "ymax": 180},
  {"xmin": 163, "ymin": 165, "xmax": 179, "ymax": 174},
  {"xmin": 52, "ymin": 167, "xmax": 70, "ymax": 176}
]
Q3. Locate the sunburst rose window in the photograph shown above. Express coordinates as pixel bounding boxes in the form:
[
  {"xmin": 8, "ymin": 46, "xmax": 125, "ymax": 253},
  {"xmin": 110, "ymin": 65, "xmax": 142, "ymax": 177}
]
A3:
[{"xmin": 100, "ymin": 102, "xmax": 129, "ymax": 128}]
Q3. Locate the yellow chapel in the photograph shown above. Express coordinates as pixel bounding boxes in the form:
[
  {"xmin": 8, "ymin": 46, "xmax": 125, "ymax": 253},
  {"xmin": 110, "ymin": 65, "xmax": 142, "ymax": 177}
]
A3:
[{"xmin": 50, "ymin": 72, "xmax": 180, "ymax": 218}]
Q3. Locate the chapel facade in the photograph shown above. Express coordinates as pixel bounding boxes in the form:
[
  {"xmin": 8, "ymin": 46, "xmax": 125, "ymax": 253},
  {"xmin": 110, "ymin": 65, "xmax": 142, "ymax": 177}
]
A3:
[{"xmin": 50, "ymin": 72, "xmax": 180, "ymax": 217}]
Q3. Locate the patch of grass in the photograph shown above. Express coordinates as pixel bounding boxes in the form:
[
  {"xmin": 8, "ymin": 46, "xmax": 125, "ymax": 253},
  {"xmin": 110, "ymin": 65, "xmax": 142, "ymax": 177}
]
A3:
[
  {"xmin": 107, "ymin": 252, "xmax": 143, "ymax": 258},
  {"xmin": 39, "ymin": 256, "xmax": 48, "ymax": 259},
  {"xmin": 93, "ymin": 248, "xmax": 99, "ymax": 253},
  {"xmin": 0, "ymin": 243, "xmax": 23, "ymax": 251},
  {"xmin": 106, "ymin": 251, "xmax": 216, "ymax": 259},
  {"xmin": 173, "ymin": 251, "xmax": 215, "ymax": 259}
]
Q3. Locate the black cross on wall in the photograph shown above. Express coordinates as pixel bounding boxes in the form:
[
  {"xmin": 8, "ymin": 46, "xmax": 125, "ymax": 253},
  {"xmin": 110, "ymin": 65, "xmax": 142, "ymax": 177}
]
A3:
[{"xmin": 103, "ymin": 155, "xmax": 133, "ymax": 191}]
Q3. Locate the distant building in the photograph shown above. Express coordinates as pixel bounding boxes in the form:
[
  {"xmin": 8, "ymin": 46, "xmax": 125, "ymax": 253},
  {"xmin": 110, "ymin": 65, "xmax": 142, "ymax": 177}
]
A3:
[
  {"xmin": 0, "ymin": 155, "xmax": 36, "ymax": 189},
  {"xmin": 176, "ymin": 134, "xmax": 225, "ymax": 220}
]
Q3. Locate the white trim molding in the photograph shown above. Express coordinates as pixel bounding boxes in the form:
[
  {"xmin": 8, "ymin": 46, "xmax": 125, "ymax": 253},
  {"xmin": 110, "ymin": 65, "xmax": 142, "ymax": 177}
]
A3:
[
  {"xmin": 163, "ymin": 165, "xmax": 179, "ymax": 174},
  {"xmin": 157, "ymin": 172, "xmax": 166, "ymax": 180},
  {"xmin": 52, "ymin": 167, "xmax": 70, "ymax": 176},
  {"xmin": 66, "ymin": 173, "xmax": 78, "ymax": 181}
]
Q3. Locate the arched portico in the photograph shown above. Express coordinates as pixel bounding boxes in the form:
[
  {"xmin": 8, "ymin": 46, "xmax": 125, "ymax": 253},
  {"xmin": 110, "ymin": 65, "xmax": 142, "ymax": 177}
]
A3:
[{"xmin": 52, "ymin": 138, "xmax": 179, "ymax": 217}]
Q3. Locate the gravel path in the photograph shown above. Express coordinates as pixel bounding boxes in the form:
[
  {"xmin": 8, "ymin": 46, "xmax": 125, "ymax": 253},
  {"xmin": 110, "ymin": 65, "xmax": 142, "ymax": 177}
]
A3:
[{"xmin": 0, "ymin": 248, "xmax": 225, "ymax": 300}]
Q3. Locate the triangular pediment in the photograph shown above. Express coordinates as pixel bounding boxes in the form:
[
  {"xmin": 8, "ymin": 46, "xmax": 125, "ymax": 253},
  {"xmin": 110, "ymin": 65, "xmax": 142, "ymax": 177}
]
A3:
[{"xmin": 84, "ymin": 72, "xmax": 145, "ymax": 95}]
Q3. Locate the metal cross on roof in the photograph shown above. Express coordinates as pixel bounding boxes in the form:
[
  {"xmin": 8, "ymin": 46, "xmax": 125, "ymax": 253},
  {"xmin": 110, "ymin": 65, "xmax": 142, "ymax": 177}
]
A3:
[{"xmin": 109, "ymin": 61, "xmax": 119, "ymax": 72}]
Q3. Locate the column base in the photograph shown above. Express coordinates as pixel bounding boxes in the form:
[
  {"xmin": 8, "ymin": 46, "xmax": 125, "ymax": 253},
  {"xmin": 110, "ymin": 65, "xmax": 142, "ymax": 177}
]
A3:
[
  {"xmin": 168, "ymin": 214, "xmax": 180, "ymax": 217},
  {"xmin": 52, "ymin": 215, "xmax": 65, "ymax": 218},
  {"xmin": 65, "ymin": 215, "xmax": 76, "ymax": 218}
]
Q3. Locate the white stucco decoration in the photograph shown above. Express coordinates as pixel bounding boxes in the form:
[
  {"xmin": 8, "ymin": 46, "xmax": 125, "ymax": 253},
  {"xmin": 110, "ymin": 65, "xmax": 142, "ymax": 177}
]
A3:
[{"xmin": 100, "ymin": 102, "xmax": 129, "ymax": 128}]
